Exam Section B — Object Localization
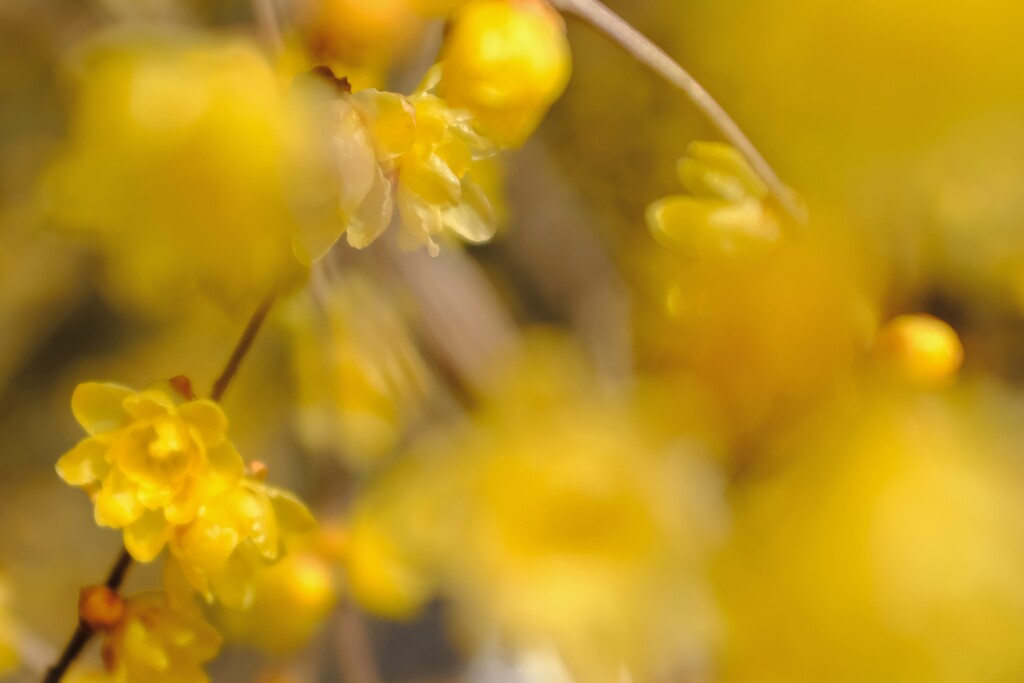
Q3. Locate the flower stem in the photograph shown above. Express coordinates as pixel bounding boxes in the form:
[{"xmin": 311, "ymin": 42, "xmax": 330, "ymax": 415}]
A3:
[
  {"xmin": 549, "ymin": 0, "xmax": 808, "ymax": 227},
  {"xmin": 42, "ymin": 548, "xmax": 132, "ymax": 683},
  {"xmin": 44, "ymin": 291, "xmax": 279, "ymax": 682},
  {"xmin": 211, "ymin": 288, "xmax": 278, "ymax": 402}
]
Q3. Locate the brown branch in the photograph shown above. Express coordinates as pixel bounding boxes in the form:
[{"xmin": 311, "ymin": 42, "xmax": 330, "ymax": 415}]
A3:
[
  {"xmin": 549, "ymin": 0, "xmax": 808, "ymax": 227},
  {"xmin": 211, "ymin": 288, "xmax": 278, "ymax": 402},
  {"xmin": 42, "ymin": 548, "xmax": 132, "ymax": 683}
]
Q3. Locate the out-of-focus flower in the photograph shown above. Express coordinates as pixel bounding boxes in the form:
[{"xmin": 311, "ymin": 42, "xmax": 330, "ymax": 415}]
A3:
[
  {"xmin": 438, "ymin": 0, "xmax": 571, "ymax": 148},
  {"xmin": 287, "ymin": 272, "xmax": 432, "ymax": 467},
  {"xmin": 345, "ymin": 336, "xmax": 723, "ymax": 681},
  {"xmin": 169, "ymin": 474, "xmax": 316, "ymax": 609},
  {"xmin": 98, "ymin": 592, "xmax": 221, "ymax": 683},
  {"xmin": 292, "ymin": 68, "xmax": 499, "ymax": 257},
  {"xmin": 289, "ymin": 73, "xmax": 416, "ymax": 261},
  {"xmin": 718, "ymin": 385, "xmax": 1024, "ymax": 683},
  {"xmin": 646, "ymin": 142, "xmax": 785, "ymax": 259},
  {"xmin": 56, "ymin": 382, "xmax": 244, "ymax": 563},
  {"xmin": 214, "ymin": 540, "xmax": 338, "ymax": 655},
  {"xmin": 0, "ymin": 574, "xmax": 16, "ymax": 676},
  {"xmin": 295, "ymin": 0, "xmax": 425, "ymax": 82},
  {"xmin": 872, "ymin": 313, "xmax": 964, "ymax": 388},
  {"xmin": 634, "ymin": 236, "xmax": 876, "ymax": 439},
  {"xmin": 44, "ymin": 31, "xmax": 303, "ymax": 314}
]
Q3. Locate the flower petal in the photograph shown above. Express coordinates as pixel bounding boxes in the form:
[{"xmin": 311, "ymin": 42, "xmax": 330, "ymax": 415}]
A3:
[
  {"xmin": 177, "ymin": 400, "xmax": 227, "ymax": 448},
  {"xmin": 122, "ymin": 390, "xmax": 175, "ymax": 420},
  {"xmin": 205, "ymin": 441, "xmax": 244, "ymax": 496},
  {"xmin": 94, "ymin": 469, "xmax": 143, "ymax": 528},
  {"xmin": 124, "ymin": 509, "xmax": 171, "ymax": 562},
  {"xmin": 71, "ymin": 383, "xmax": 133, "ymax": 436},
  {"xmin": 267, "ymin": 487, "xmax": 317, "ymax": 534},
  {"xmin": 56, "ymin": 438, "xmax": 110, "ymax": 486}
]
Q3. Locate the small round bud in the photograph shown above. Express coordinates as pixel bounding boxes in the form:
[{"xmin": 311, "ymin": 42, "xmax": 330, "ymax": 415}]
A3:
[
  {"xmin": 79, "ymin": 586, "xmax": 124, "ymax": 632},
  {"xmin": 439, "ymin": 0, "xmax": 571, "ymax": 147},
  {"xmin": 873, "ymin": 314, "xmax": 964, "ymax": 387}
]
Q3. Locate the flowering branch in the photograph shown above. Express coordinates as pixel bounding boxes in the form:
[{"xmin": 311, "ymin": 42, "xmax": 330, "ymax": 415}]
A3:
[
  {"xmin": 44, "ymin": 290, "xmax": 279, "ymax": 683},
  {"xmin": 549, "ymin": 0, "xmax": 808, "ymax": 227}
]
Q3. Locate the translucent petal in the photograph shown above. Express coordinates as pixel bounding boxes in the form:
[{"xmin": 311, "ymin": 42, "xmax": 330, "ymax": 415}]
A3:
[
  {"xmin": 678, "ymin": 142, "xmax": 768, "ymax": 201},
  {"xmin": 205, "ymin": 441, "xmax": 244, "ymax": 496},
  {"xmin": 267, "ymin": 487, "xmax": 317, "ymax": 534},
  {"xmin": 441, "ymin": 177, "xmax": 496, "ymax": 243},
  {"xmin": 56, "ymin": 438, "xmax": 110, "ymax": 486},
  {"xmin": 401, "ymin": 152, "xmax": 461, "ymax": 206},
  {"xmin": 177, "ymin": 400, "xmax": 227, "ymax": 448},
  {"xmin": 122, "ymin": 390, "xmax": 176, "ymax": 421},
  {"xmin": 334, "ymin": 101, "xmax": 377, "ymax": 214},
  {"xmin": 210, "ymin": 552, "xmax": 257, "ymax": 609},
  {"xmin": 346, "ymin": 163, "xmax": 395, "ymax": 249},
  {"xmin": 71, "ymin": 382, "xmax": 133, "ymax": 436},
  {"xmin": 352, "ymin": 90, "xmax": 416, "ymax": 160},
  {"xmin": 124, "ymin": 509, "xmax": 171, "ymax": 562}
]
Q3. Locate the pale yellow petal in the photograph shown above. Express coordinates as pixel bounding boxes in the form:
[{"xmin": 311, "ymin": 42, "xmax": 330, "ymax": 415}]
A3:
[
  {"xmin": 205, "ymin": 441, "xmax": 244, "ymax": 496},
  {"xmin": 94, "ymin": 470, "xmax": 143, "ymax": 528},
  {"xmin": 267, "ymin": 487, "xmax": 317, "ymax": 534},
  {"xmin": 124, "ymin": 509, "xmax": 171, "ymax": 562},
  {"xmin": 177, "ymin": 400, "xmax": 228, "ymax": 448},
  {"xmin": 71, "ymin": 383, "xmax": 133, "ymax": 436},
  {"xmin": 56, "ymin": 438, "xmax": 110, "ymax": 486},
  {"xmin": 352, "ymin": 89, "xmax": 416, "ymax": 160},
  {"xmin": 346, "ymin": 163, "xmax": 394, "ymax": 249}
]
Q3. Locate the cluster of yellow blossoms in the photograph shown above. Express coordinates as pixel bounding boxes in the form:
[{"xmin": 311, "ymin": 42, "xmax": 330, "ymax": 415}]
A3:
[
  {"xmin": 56, "ymin": 381, "xmax": 314, "ymax": 679},
  {"xmin": 45, "ymin": 0, "xmax": 571, "ymax": 314}
]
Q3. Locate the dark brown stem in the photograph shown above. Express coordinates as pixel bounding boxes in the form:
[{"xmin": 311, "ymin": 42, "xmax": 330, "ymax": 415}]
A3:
[
  {"xmin": 45, "ymin": 290, "xmax": 279, "ymax": 682},
  {"xmin": 211, "ymin": 288, "xmax": 278, "ymax": 402},
  {"xmin": 42, "ymin": 548, "xmax": 132, "ymax": 683}
]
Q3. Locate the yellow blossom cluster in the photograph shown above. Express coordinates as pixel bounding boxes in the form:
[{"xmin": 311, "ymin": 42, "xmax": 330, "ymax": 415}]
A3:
[
  {"xmin": 97, "ymin": 592, "xmax": 220, "ymax": 683},
  {"xmin": 56, "ymin": 382, "xmax": 315, "ymax": 609},
  {"xmin": 343, "ymin": 338, "xmax": 723, "ymax": 682},
  {"xmin": 45, "ymin": 0, "xmax": 571, "ymax": 316},
  {"xmin": 646, "ymin": 142, "xmax": 787, "ymax": 260}
]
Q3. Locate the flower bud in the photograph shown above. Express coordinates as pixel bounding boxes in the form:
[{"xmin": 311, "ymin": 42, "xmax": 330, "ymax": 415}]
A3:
[{"xmin": 439, "ymin": 0, "xmax": 571, "ymax": 148}]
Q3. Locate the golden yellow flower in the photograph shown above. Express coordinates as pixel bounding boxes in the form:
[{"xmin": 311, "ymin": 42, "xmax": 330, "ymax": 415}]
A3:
[
  {"xmin": 56, "ymin": 382, "xmax": 244, "ymax": 562},
  {"xmin": 168, "ymin": 476, "xmax": 316, "ymax": 609},
  {"xmin": 99, "ymin": 593, "xmax": 221, "ymax": 683},
  {"xmin": 213, "ymin": 546, "xmax": 338, "ymax": 654},
  {"xmin": 395, "ymin": 80, "xmax": 498, "ymax": 254},
  {"xmin": 438, "ymin": 0, "xmax": 571, "ymax": 147},
  {"xmin": 646, "ymin": 142, "xmax": 786, "ymax": 259},
  {"xmin": 345, "ymin": 337, "xmax": 723, "ymax": 681},
  {"xmin": 44, "ymin": 31, "xmax": 301, "ymax": 314}
]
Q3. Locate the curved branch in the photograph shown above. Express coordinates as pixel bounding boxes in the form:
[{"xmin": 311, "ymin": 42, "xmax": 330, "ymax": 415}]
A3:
[{"xmin": 549, "ymin": 0, "xmax": 808, "ymax": 226}]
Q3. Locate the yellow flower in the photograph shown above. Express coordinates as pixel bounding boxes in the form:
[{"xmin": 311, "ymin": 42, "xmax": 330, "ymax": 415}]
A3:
[
  {"xmin": 44, "ymin": 31, "xmax": 301, "ymax": 314},
  {"xmin": 56, "ymin": 382, "xmax": 244, "ymax": 563},
  {"xmin": 286, "ymin": 272, "xmax": 432, "ymax": 467},
  {"xmin": 395, "ymin": 81, "xmax": 498, "ymax": 254},
  {"xmin": 290, "ymin": 72, "xmax": 416, "ymax": 261},
  {"xmin": 168, "ymin": 476, "xmax": 316, "ymax": 609},
  {"xmin": 646, "ymin": 142, "xmax": 786, "ymax": 259},
  {"xmin": 438, "ymin": 0, "xmax": 571, "ymax": 147},
  {"xmin": 99, "ymin": 593, "xmax": 221, "ymax": 683},
  {"xmin": 213, "ymin": 545, "xmax": 338, "ymax": 655},
  {"xmin": 345, "ymin": 337, "xmax": 722, "ymax": 681}
]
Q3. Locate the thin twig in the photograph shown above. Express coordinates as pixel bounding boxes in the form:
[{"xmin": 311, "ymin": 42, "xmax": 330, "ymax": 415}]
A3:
[
  {"xmin": 549, "ymin": 0, "xmax": 808, "ymax": 226},
  {"xmin": 42, "ymin": 548, "xmax": 132, "ymax": 683},
  {"xmin": 252, "ymin": 0, "xmax": 284, "ymax": 56},
  {"xmin": 211, "ymin": 288, "xmax": 279, "ymax": 402}
]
